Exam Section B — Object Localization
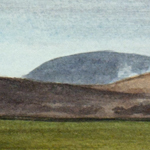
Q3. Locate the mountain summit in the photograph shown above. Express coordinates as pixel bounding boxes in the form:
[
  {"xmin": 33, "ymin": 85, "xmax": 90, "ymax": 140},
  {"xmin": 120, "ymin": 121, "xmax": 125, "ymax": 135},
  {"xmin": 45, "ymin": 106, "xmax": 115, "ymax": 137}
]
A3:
[{"xmin": 24, "ymin": 51, "xmax": 150, "ymax": 84}]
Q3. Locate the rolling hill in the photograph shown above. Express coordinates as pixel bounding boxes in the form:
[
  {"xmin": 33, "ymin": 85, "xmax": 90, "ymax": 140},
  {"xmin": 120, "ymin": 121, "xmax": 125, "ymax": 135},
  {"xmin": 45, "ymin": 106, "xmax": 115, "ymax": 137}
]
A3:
[
  {"xmin": 1, "ymin": 76, "xmax": 150, "ymax": 120},
  {"xmin": 90, "ymin": 72, "xmax": 150, "ymax": 94},
  {"xmin": 24, "ymin": 51, "xmax": 150, "ymax": 85}
]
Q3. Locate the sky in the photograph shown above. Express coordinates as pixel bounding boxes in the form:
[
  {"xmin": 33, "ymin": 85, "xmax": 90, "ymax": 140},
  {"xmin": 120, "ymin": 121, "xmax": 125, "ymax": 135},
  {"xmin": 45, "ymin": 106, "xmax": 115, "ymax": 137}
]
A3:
[{"xmin": 0, "ymin": 0, "xmax": 150, "ymax": 77}]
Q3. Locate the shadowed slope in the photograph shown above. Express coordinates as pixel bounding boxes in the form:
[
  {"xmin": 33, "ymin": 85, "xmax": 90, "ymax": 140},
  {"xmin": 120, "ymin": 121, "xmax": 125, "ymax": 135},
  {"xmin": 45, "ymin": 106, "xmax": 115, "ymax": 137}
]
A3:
[{"xmin": 1, "ymin": 77, "xmax": 150, "ymax": 119}]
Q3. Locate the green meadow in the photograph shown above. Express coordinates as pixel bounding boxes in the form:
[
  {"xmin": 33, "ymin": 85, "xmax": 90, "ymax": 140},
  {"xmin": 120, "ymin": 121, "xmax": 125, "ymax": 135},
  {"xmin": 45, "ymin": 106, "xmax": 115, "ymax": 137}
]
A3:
[{"xmin": 0, "ymin": 120, "xmax": 150, "ymax": 150}]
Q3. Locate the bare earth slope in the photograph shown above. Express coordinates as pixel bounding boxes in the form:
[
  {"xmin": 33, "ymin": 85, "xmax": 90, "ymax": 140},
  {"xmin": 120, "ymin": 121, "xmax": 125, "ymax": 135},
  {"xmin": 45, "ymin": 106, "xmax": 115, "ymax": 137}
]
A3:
[
  {"xmin": 1, "ymin": 76, "xmax": 150, "ymax": 119},
  {"xmin": 90, "ymin": 72, "xmax": 150, "ymax": 94}
]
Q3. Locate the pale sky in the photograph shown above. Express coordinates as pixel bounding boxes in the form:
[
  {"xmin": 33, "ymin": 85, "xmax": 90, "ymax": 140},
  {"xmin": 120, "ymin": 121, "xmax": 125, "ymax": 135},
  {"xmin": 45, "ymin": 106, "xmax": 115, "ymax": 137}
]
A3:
[{"xmin": 0, "ymin": 0, "xmax": 150, "ymax": 77}]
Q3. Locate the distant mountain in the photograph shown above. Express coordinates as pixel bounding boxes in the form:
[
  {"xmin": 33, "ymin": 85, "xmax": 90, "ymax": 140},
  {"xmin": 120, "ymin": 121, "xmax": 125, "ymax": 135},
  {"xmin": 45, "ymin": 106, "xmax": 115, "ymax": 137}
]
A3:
[{"xmin": 24, "ymin": 51, "xmax": 150, "ymax": 84}]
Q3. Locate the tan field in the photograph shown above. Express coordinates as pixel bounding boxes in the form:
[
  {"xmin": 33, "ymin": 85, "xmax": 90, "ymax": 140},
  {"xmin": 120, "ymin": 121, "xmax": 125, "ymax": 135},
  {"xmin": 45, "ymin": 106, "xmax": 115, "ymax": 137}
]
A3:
[{"xmin": 89, "ymin": 73, "xmax": 150, "ymax": 94}]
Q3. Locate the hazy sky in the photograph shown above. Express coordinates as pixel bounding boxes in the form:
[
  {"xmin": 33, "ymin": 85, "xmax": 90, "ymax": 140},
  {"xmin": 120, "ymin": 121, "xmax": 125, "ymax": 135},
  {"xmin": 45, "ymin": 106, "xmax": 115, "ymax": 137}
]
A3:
[{"xmin": 0, "ymin": 0, "xmax": 150, "ymax": 77}]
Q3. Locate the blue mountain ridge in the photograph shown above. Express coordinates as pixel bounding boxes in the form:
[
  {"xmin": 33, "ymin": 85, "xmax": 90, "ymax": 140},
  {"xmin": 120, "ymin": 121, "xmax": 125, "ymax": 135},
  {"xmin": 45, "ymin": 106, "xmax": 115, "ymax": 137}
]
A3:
[{"xmin": 24, "ymin": 51, "xmax": 150, "ymax": 85}]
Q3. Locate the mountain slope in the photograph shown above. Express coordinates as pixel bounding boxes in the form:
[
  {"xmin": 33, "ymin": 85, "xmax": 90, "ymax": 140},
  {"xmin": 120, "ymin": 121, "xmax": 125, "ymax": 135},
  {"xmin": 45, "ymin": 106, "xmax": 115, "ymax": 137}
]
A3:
[
  {"xmin": 24, "ymin": 51, "xmax": 150, "ymax": 84},
  {"xmin": 90, "ymin": 73, "xmax": 150, "ymax": 94},
  {"xmin": 1, "ymin": 77, "xmax": 150, "ymax": 119}
]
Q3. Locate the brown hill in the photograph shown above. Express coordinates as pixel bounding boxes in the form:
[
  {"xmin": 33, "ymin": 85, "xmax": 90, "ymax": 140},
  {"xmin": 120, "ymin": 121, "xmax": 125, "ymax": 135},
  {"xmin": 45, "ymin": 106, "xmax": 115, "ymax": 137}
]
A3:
[
  {"xmin": 0, "ymin": 76, "xmax": 150, "ymax": 120},
  {"xmin": 89, "ymin": 73, "xmax": 150, "ymax": 94}
]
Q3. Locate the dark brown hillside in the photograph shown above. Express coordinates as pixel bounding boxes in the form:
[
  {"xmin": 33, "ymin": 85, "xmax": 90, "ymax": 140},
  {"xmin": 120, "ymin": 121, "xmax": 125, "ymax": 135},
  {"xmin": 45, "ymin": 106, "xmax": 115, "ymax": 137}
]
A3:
[{"xmin": 0, "ymin": 77, "xmax": 150, "ymax": 120}]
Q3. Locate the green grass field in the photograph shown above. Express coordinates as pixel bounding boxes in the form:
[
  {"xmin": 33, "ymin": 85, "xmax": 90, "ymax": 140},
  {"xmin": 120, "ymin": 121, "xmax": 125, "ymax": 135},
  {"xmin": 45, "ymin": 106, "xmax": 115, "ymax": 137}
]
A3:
[{"xmin": 0, "ymin": 120, "xmax": 150, "ymax": 150}]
